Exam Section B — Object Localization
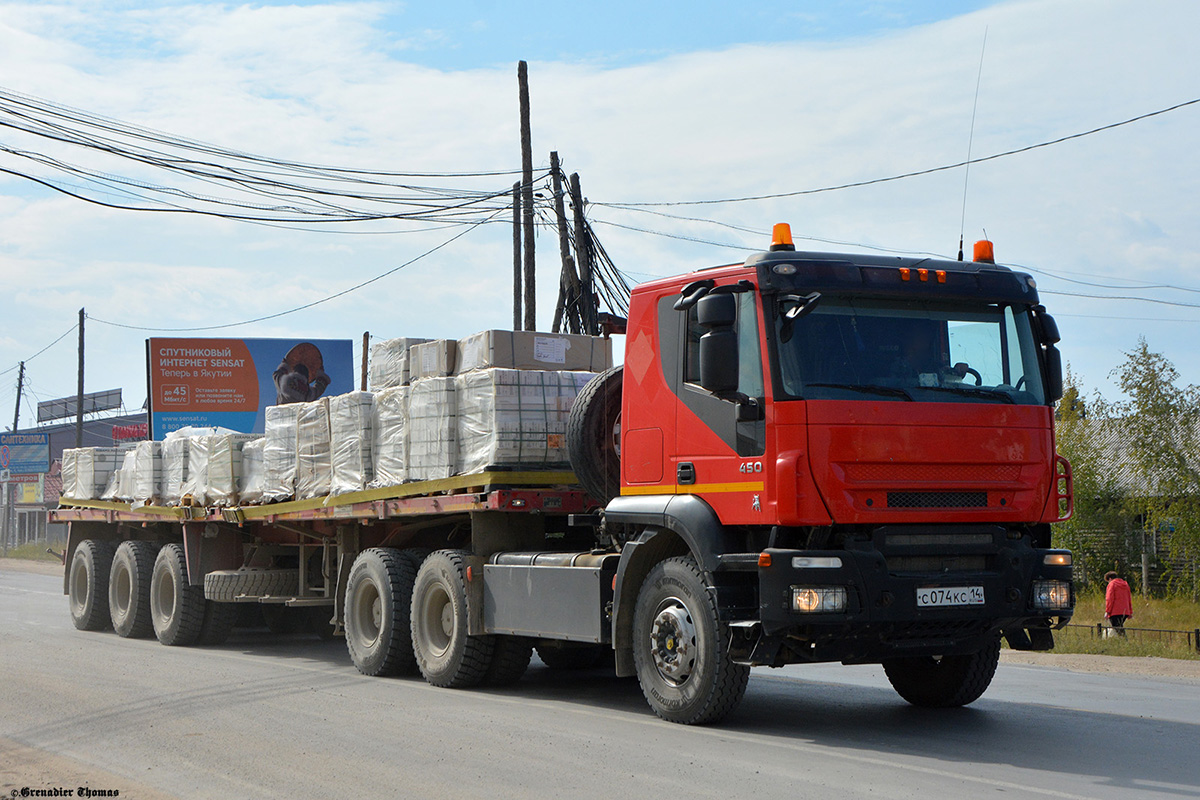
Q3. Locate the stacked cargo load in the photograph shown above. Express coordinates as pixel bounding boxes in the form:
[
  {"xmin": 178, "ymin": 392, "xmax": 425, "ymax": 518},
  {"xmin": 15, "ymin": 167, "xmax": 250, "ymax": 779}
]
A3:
[
  {"xmin": 296, "ymin": 398, "xmax": 332, "ymax": 500},
  {"xmin": 130, "ymin": 440, "xmax": 163, "ymax": 506},
  {"xmin": 455, "ymin": 330, "xmax": 612, "ymax": 374},
  {"xmin": 184, "ymin": 433, "xmax": 258, "ymax": 506},
  {"xmin": 368, "ymin": 337, "xmax": 429, "ymax": 390},
  {"xmin": 239, "ymin": 437, "xmax": 267, "ymax": 504},
  {"xmin": 371, "ymin": 386, "xmax": 409, "ymax": 487},
  {"xmin": 330, "ymin": 391, "xmax": 375, "ymax": 495},
  {"xmin": 262, "ymin": 404, "xmax": 303, "ymax": 502},
  {"xmin": 456, "ymin": 369, "xmax": 594, "ymax": 474},
  {"xmin": 407, "ymin": 377, "xmax": 456, "ymax": 480},
  {"xmin": 102, "ymin": 448, "xmax": 139, "ymax": 501},
  {"xmin": 410, "ymin": 339, "xmax": 456, "ymax": 380},
  {"xmin": 161, "ymin": 433, "xmax": 191, "ymax": 505}
]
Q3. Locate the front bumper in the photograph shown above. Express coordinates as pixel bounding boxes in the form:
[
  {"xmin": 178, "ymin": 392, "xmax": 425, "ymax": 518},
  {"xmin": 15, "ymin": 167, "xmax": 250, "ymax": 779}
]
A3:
[{"xmin": 732, "ymin": 534, "xmax": 1073, "ymax": 665}]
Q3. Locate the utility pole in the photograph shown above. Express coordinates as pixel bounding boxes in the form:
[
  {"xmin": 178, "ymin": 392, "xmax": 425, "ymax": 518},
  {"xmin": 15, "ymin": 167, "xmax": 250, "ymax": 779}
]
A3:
[
  {"xmin": 512, "ymin": 181, "xmax": 522, "ymax": 331},
  {"xmin": 569, "ymin": 173, "xmax": 594, "ymax": 335},
  {"xmin": 12, "ymin": 361, "xmax": 24, "ymax": 431},
  {"xmin": 518, "ymin": 61, "xmax": 536, "ymax": 331},
  {"xmin": 550, "ymin": 153, "xmax": 581, "ymax": 334},
  {"xmin": 75, "ymin": 308, "xmax": 84, "ymax": 448},
  {"xmin": 360, "ymin": 332, "xmax": 369, "ymax": 391}
]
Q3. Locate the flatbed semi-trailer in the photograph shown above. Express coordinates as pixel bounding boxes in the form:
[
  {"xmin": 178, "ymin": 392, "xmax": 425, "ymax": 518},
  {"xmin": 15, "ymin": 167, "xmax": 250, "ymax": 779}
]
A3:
[{"xmin": 56, "ymin": 225, "xmax": 1077, "ymax": 725}]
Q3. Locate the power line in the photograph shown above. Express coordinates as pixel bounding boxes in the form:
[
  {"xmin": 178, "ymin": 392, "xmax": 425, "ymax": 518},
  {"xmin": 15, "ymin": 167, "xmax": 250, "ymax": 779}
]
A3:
[
  {"xmin": 596, "ymin": 96, "xmax": 1200, "ymax": 207},
  {"xmin": 87, "ymin": 211, "xmax": 503, "ymax": 332}
]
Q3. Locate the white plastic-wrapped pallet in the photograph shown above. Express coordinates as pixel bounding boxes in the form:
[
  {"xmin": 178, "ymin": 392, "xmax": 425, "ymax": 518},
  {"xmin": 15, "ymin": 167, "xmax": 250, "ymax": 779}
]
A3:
[
  {"xmin": 69, "ymin": 447, "xmax": 127, "ymax": 500},
  {"xmin": 368, "ymin": 337, "xmax": 430, "ymax": 389},
  {"xmin": 60, "ymin": 449, "xmax": 80, "ymax": 500},
  {"xmin": 296, "ymin": 398, "xmax": 332, "ymax": 499},
  {"xmin": 371, "ymin": 386, "xmax": 409, "ymax": 487},
  {"xmin": 407, "ymin": 377, "xmax": 456, "ymax": 481},
  {"xmin": 329, "ymin": 391, "xmax": 375, "ymax": 495},
  {"xmin": 162, "ymin": 434, "xmax": 190, "ymax": 505},
  {"xmin": 200, "ymin": 433, "xmax": 259, "ymax": 506},
  {"xmin": 104, "ymin": 448, "xmax": 139, "ymax": 501},
  {"xmin": 263, "ymin": 404, "xmax": 303, "ymax": 502},
  {"xmin": 456, "ymin": 369, "xmax": 594, "ymax": 474},
  {"xmin": 131, "ymin": 440, "xmax": 163, "ymax": 506},
  {"xmin": 239, "ymin": 437, "xmax": 267, "ymax": 504}
]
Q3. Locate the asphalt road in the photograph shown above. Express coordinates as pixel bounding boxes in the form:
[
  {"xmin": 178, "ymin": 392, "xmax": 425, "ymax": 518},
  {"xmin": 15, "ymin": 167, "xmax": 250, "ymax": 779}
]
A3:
[{"xmin": 3, "ymin": 565, "xmax": 1199, "ymax": 800}]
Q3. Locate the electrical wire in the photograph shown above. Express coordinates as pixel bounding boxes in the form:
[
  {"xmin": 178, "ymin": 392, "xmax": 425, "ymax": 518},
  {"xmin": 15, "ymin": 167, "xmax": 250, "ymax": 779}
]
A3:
[
  {"xmin": 596, "ymin": 96, "xmax": 1200, "ymax": 207},
  {"xmin": 87, "ymin": 210, "xmax": 505, "ymax": 332}
]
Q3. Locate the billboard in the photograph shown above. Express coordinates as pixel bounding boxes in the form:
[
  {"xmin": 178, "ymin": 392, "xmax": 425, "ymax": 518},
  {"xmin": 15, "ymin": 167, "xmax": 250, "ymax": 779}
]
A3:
[
  {"xmin": 0, "ymin": 432, "xmax": 51, "ymax": 474},
  {"xmin": 146, "ymin": 338, "xmax": 354, "ymax": 440},
  {"xmin": 37, "ymin": 389, "xmax": 123, "ymax": 423}
]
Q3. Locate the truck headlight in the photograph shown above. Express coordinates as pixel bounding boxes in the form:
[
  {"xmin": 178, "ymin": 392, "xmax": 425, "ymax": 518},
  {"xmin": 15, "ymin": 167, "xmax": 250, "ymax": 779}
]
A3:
[
  {"xmin": 1031, "ymin": 580, "xmax": 1073, "ymax": 611},
  {"xmin": 791, "ymin": 586, "xmax": 847, "ymax": 613}
]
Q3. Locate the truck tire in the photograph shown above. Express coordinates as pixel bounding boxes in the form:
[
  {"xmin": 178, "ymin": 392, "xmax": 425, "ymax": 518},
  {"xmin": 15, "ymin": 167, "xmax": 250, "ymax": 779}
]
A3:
[
  {"xmin": 204, "ymin": 568, "xmax": 298, "ymax": 602},
  {"xmin": 632, "ymin": 556, "xmax": 749, "ymax": 724},
  {"xmin": 411, "ymin": 549, "xmax": 495, "ymax": 688},
  {"xmin": 882, "ymin": 635, "xmax": 1002, "ymax": 708},
  {"xmin": 197, "ymin": 601, "xmax": 240, "ymax": 645},
  {"xmin": 69, "ymin": 539, "xmax": 117, "ymax": 632},
  {"xmin": 567, "ymin": 365, "xmax": 622, "ymax": 504},
  {"xmin": 345, "ymin": 548, "xmax": 418, "ymax": 676},
  {"xmin": 482, "ymin": 636, "xmax": 533, "ymax": 686},
  {"xmin": 535, "ymin": 642, "xmax": 606, "ymax": 670},
  {"xmin": 150, "ymin": 543, "xmax": 206, "ymax": 646},
  {"xmin": 108, "ymin": 540, "xmax": 159, "ymax": 638}
]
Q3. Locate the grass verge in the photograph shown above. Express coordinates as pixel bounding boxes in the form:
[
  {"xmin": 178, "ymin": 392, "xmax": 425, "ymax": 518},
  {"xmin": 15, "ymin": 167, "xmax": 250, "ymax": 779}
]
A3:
[
  {"xmin": 2, "ymin": 541, "xmax": 64, "ymax": 563},
  {"xmin": 1049, "ymin": 590, "xmax": 1200, "ymax": 660}
]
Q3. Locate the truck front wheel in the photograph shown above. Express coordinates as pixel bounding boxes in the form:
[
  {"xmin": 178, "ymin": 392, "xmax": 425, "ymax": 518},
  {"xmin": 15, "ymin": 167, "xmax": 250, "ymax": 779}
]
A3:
[
  {"xmin": 344, "ymin": 548, "xmax": 418, "ymax": 676},
  {"xmin": 150, "ymin": 543, "xmax": 206, "ymax": 646},
  {"xmin": 632, "ymin": 556, "xmax": 749, "ymax": 724},
  {"xmin": 109, "ymin": 540, "xmax": 159, "ymax": 638},
  {"xmin": 69, "ymin": 539, "xmax": 117, "ymax": 631},
  {"xmin": 882, "ymin": 636, "xmax": 1002, "ymax": 708},
  {"xmin": 411, "ymin": 550, "xmax": 494, "ymax": 688}
]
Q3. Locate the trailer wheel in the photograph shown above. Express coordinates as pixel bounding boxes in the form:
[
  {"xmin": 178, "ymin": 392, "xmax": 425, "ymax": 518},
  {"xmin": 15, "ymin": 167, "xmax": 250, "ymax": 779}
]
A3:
[
  {"xmin": 632, "ymin": 556, "xmax": 749, "ymax": 724},
  {"xmin": 108, "ymin": 540, "xmax": 159, "ymax": 638},
  {"xmin": 345, "ymin": 548, "xmax": 418, "ymax": 676},
  {"xmin": 567, "ymin": 365, "xmax": 623, "ymax": 504},
  {"xmin": 197, "ymin": 601, "xmax": 240, "ymax": 645},
  {"xmin": 411, "ymin": 549, "xmax": 494, "ymax": 688},
  {"xmin": 535, "ymin": 642, "xmax": 606, "ymax": 670},
  {"xmin": 882, "ymin": 635, "xmax": 1002, "ymax": 708},
  {"xmin": 69, "ymin": 539, "xmax": 117, "ymax": 632},
  {"xmin": 150, "ymin": 543, "xmax": 206, "ymax": 646}
]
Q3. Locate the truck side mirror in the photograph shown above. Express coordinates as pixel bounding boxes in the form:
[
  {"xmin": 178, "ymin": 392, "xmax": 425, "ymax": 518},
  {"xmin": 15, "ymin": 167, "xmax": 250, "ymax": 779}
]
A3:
[
  {"xmin": 1039, "ymin": 312, "xmax": 1061, "ymax": 345},
  {"xmin": 696, "ymin": 293, "xmax": 739, "ymax": 395},
  {"xmin": 1044, "ymin": 344, "xmax": 1063, "ymax": 402}
]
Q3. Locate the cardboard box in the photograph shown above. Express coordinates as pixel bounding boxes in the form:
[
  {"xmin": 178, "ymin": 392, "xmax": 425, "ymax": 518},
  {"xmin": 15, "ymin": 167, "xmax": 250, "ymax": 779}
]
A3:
[
  {"xmin": 410, "ymin": 339, "xmax": 457, "ymax": 380},
  {"xmin": 456, "ymin": 330, "xmax": 612, "ymax": 374},
  {"xmin": 369, "ymin": 337, "xmax": 430, "ymax": 389}
]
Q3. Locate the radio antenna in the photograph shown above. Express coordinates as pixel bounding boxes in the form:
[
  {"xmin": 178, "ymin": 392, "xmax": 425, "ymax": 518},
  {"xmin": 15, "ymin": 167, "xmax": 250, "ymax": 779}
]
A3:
[{"xmin": 958, "ymin": 27, "xmax": 988, "ymax": 261}]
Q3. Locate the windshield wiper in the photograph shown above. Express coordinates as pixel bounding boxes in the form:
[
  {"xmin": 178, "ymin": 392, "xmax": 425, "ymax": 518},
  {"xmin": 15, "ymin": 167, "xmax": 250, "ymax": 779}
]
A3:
[
  {"xmin": 920, "ymin": 385, "xmax": 1016, "ymax": 404},
  {"xmin": 803, "ymin": 383, "xmax": 913, "ymax": 401}
]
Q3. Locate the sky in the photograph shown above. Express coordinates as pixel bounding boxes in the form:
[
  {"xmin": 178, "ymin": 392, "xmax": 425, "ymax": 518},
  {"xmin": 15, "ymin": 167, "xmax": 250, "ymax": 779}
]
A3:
[{"xmin": 1, "ymin": 0, "xmax": 1198, "ymax": 430}]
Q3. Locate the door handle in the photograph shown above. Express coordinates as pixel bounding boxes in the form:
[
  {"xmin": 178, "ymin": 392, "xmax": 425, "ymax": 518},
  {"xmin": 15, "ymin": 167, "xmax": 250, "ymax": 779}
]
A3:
[{"xmin": 677, "ymin": 462, "xmax": 695, "ymax": 485}]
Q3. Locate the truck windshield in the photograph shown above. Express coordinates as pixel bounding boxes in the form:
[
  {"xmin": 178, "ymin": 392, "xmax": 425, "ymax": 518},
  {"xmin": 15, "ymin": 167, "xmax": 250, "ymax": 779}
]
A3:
[{"xmin": 774, "ymin": 297, "xmax": 1047, "ymax": 405}]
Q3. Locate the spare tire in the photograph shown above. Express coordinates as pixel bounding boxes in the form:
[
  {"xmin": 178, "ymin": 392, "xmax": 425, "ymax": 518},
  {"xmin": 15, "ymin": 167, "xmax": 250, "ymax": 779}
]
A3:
[{"xmin": 567, "ymin": 365, "xmax": 622, "ymax": 504}]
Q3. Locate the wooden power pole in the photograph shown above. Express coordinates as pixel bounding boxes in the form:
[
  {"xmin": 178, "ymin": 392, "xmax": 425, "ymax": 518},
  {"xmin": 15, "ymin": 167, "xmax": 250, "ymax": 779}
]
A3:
[
  {"xmin": 12, "ymin": 361, "xmax": 23, "ymax": 431},
  {"xmin": 549, "ymin": 152, "xmax": 580, "ymax": 334},
  {"xmin": 75, "ymin": 308, "xmax": 84, "ymax": 448},
  {"xmin": 569, "ymin": 173, "xmax": 594, "ymax": 335},
  {"xmin": 512, "ymin": 181, "xmax": 522, "ymax": 331},
  {"xmin": 518, "ymin": 61, "xmax": 536, "ymax": 331}
]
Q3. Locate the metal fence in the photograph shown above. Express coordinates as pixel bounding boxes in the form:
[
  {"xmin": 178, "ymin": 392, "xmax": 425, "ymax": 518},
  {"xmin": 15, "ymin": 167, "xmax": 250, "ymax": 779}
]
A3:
[{"xmin": 1061, "ymin": 623, "xmax": 1200, "ymax": 652}]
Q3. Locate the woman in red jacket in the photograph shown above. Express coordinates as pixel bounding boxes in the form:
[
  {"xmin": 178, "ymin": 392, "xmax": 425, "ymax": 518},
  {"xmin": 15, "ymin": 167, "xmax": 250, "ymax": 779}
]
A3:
[{"xmin": 1104, "ymin": 571, "xmax": 1134, "ymax": 636}]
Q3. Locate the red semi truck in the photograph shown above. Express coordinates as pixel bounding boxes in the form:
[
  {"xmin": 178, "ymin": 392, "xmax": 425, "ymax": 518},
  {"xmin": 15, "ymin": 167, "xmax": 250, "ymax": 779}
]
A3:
[{"xmin": 55, "ymin": 224, "xmax": 1075, "ymax": 725}]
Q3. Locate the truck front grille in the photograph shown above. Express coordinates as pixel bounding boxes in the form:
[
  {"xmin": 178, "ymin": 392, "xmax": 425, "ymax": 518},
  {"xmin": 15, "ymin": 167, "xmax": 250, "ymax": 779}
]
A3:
[{"xmin": 887, "ymin": 491, "xmax": 987, "ymax": 508}]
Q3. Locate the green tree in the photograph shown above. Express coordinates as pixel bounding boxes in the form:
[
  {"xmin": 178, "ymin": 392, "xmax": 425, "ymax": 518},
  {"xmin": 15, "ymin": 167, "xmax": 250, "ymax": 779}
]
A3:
[
  {"xmin": 1112, "ymin": 338, "xmax": 1200, "ymax": 597},
  {"xmin": 1053, "ymin": 366, "xmax": 1134, "ymax": 588}
]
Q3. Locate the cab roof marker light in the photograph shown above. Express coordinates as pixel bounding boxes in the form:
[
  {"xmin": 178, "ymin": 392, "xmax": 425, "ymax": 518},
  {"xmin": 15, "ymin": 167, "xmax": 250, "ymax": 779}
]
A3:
[
  {"xmin": 936, "ymin": 270, "xmax": 947, "ymax": 284},
  {"xmin": 771, "ymin": 223, "xmax": 796, "ymax": 252},
  {"xmin": 899, "ymin": 267, "xmax": 911, "ymax": 281},
  {"xmin": 918, "ymin": 268, "xmax": 929, "ymax": 282},
  {"xmin": 772, "ymin": 263, "xmax": 798, "ymax": 275}
]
